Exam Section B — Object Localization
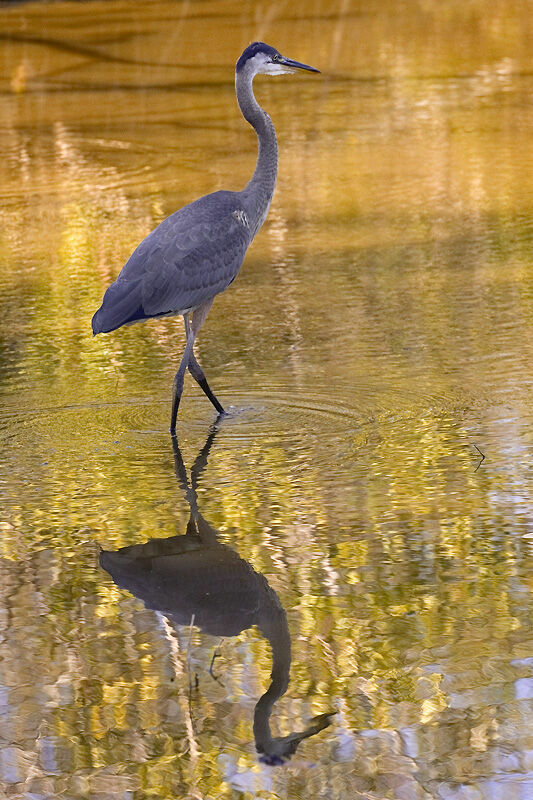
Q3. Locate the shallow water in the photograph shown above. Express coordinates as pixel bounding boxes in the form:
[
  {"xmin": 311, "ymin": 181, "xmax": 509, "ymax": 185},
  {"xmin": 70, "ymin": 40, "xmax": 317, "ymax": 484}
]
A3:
[{"xmin": 1, "ymin": 1, "xmax": 533, "ymax": 798}]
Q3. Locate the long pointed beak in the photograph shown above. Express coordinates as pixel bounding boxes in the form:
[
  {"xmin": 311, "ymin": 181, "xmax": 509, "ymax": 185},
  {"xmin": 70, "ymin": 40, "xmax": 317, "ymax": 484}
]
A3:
[{"xmin": 280, "ymin": 56, "xmax": 320, "ymax": 74}]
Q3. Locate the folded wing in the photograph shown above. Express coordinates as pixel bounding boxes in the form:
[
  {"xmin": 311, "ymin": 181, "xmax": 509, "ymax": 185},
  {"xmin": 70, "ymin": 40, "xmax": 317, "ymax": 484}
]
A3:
[{"xmin": 92, "ymin": 191, "xmax": 252, "ymax": 334}]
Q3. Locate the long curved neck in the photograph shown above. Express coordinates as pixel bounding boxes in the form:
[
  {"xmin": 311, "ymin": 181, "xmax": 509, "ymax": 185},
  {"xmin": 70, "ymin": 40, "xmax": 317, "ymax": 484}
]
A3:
[{"xmin": 236, "ymin": 67, "xmax": 278, "ymax": 237}]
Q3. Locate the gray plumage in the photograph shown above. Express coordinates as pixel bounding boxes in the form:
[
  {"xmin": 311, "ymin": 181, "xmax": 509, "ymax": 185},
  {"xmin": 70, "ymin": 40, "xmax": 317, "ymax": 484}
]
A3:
[
  {"xmin": 92, "ymin": 42, "xmax": 319, "ymax": 433},
  {"xmin": 92, "ymin": 192, "xmax": 250, "ymax": 333}
]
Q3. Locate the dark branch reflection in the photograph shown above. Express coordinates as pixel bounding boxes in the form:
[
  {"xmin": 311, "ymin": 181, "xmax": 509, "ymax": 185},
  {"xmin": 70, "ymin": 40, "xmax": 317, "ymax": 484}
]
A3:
[{"xmin": 100, "ymin": 430, "xmax": 334, "ymax": 765}]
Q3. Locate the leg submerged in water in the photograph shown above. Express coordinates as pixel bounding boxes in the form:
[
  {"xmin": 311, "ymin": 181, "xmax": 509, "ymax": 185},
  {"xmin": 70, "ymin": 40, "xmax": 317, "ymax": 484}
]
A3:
[
  {"xmin": 185, "ymin": 313, "xmax": 225, "ymax": 415},
  {"xmin": 170, "ymin": 299, "xmax": 224, "ymax": 434}
]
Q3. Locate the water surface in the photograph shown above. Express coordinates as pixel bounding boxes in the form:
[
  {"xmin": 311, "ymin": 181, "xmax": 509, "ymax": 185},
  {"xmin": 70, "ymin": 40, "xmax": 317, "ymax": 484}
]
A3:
[{"xmin": 1, "ymin": 1, "xmax": 533, "ymax": 798}]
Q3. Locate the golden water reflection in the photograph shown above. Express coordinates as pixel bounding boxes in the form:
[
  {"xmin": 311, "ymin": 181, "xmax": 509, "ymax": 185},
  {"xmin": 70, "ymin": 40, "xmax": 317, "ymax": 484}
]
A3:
[
  {"xmin": 100, "ymin": 432, "xmax": 334, "ymax": 766},
  {"xmin": 0, "ymin": 1, "xmax": 533, "ymax": 799}
]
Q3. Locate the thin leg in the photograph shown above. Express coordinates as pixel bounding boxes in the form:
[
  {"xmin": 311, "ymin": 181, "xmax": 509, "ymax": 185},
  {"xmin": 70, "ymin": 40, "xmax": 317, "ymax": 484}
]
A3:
[
  {"xmin": 170, "ymin": 319, "xmax": 197, "ymax": 435},
  {"xmin": 170, "ymin": 299, "xmax": 221, "ymax": 434},
  {"xmin": 184, "ymin": 314, "xmax": 225, "ymax": 415}
]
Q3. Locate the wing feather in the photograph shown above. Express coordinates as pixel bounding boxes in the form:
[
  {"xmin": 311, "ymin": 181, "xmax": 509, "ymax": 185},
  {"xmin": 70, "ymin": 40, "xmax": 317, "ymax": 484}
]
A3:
[{"xmin": 92, "ymin": 191, "xmax": 251, "ymax": 334}]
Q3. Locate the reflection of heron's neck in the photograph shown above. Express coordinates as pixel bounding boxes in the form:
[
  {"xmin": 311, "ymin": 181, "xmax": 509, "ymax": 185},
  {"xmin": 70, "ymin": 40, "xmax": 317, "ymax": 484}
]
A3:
[
  {"xmin": 235, "ymin": 68, "xmax": 278, "ymax": 237},
  {"xmin": 253, "ymin": 583, "xmax": 292, "ymax": 752}
]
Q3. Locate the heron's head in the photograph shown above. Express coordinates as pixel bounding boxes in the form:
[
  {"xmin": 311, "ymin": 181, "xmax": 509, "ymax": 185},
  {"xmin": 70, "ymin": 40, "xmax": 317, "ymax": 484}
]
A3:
[{"xmin": 236, "ymin": 42, "xmax": 320, "ymax": 77}]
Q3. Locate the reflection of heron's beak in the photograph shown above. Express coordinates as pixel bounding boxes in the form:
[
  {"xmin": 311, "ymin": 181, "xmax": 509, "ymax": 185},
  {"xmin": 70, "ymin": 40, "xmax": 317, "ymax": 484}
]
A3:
[
  {"xmin": 280, "ymin": 57, "xmax": 320, "ymax": 74},
  {"xmin": 257, "ymin": 711, "xmax": 336, "ymax": 765}
]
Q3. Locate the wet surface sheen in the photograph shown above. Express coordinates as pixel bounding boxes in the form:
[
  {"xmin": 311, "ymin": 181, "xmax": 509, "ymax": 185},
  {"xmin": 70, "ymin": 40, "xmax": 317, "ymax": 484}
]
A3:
[{"xmin": 1, "ymin": 1, "xmax": 533, "ymax": 799}]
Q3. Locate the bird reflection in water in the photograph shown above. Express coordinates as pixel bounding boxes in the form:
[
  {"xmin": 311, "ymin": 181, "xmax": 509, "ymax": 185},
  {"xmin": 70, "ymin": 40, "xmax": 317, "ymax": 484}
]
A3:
[{"xmin": 100, "ymin": 430, "xmax": 334, "ymax": 765}]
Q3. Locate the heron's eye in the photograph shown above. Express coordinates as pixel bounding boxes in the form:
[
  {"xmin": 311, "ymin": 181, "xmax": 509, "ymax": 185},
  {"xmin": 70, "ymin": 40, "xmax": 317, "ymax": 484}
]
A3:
[{"xmin": 271, "ymin": 54, "xmax": 280, "ymax": 62}]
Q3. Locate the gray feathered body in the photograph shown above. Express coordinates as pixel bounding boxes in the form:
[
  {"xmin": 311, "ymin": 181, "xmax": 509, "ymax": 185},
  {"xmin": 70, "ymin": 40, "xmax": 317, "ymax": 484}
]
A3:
[{"xmin": 92, "ymin": 191, "xmax": 252, "ymax": 334}]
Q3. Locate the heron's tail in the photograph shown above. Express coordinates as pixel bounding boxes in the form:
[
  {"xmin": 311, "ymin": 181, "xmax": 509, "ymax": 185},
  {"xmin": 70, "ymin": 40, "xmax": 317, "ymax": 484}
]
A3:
[{"xmin": 92, "ymin": 278, "xmax": 143, "ymax": 335}]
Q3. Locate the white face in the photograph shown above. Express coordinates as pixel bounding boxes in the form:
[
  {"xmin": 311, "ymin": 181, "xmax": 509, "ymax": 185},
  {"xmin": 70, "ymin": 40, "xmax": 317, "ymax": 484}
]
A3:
[{"xmin": 249, "ymin": 52, "xmax": 294, "ymax": 76}]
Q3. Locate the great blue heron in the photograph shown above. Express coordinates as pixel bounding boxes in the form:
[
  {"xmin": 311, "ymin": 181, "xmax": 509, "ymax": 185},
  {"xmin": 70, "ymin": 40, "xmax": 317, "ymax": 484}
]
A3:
[{"xmin": 92, "ymin": 42, "xmax": 319, "ymax": 434}]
